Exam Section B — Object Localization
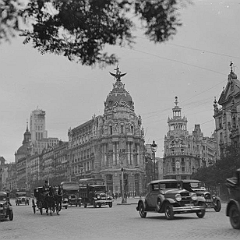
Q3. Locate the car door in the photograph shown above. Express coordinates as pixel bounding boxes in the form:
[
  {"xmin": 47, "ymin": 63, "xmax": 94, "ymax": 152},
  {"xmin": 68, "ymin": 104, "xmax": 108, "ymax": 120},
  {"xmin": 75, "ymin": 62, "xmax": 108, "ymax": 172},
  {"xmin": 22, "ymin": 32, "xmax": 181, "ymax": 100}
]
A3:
[{"xmin": 146, "ymin": 183, "xmax": 159, "ymax": 208}]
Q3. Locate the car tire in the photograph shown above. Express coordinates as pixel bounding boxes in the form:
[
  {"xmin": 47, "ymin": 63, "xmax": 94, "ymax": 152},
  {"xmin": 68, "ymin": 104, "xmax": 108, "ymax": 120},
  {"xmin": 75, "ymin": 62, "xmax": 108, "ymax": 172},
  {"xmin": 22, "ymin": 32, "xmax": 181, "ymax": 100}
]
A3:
[
  {"xmin": 214, "ymin": 200, "xmax": 221, "ymax": 212},
  {"xmin": 229, "ymin": 204, "xmax": 240, "ymax": 229},
  {"xmin": 84, "ymin": 203, "xmax": 87, "ymax": 208},
  {"xmin": 109, "ymin": 202, "xmax": 112, "ymax": 208},
  {"xmin": 9, "ymin": 211, "xmax": 13, "ymax": 221},
  {"xmin": 165, "ymin": 203, "xmax": 174, "ymax": 220},
  {"xmin": 139, "ymin": 202, "xmax": 147, "ymax": 218},
  {"xmin": 93, "ymin": 201, "xmax": 97, "ymax": 208},
  {"xmin": 196, "ymin": 203, "xmax": 206, "ymax": 218}
]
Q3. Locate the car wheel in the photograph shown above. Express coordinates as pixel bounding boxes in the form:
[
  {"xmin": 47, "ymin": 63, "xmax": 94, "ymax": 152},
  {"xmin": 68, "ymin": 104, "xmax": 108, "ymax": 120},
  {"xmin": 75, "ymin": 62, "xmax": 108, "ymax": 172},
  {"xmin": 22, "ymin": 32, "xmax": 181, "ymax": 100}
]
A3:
[
  {"xmin": 165, "ymin": 203, "xmax": 174, "ymax": 220},
  {"xmin": 9, "ymin": 211, "xmax": 13, "ymax": 221},
  {"xmin": 139, "ymin": 202, "xmax": 147, "ymax": 218},
  {"xmin": 229, "ymin": 204, "xmax": 240, "ymax": 229},
  {"xmin": 214, "ymin": 200, "xmax": 221, "ymax": 212},
  {"xmin": 196, "ymin": 203, "xmax": 206, "ymax": 218},
  {"xmin": 109, "ymin": 202, "xmax": 112, "ymax": 208},
  {"xmin": 40, "ymin": 208, "xmax": 43, "ymax": 215},
  {"xmin": 93, "ymin": 201, "xmax": 97, "ymax": 208},
  {"xmin": 84, "ymin": 203, "xmax": 87, "ymax": 208}
]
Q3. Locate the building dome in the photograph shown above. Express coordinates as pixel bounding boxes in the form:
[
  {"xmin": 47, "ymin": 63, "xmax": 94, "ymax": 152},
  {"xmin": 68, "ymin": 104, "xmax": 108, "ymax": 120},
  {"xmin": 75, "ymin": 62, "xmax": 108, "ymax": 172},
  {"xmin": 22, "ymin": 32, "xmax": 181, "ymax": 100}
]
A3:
[
  {"xmin": 105, "ymin": 67, "xmax": 134, "ymax": 110},
  {"xmin": 16, "ymin": 144, "xmax": 29, "ymax": 155}
]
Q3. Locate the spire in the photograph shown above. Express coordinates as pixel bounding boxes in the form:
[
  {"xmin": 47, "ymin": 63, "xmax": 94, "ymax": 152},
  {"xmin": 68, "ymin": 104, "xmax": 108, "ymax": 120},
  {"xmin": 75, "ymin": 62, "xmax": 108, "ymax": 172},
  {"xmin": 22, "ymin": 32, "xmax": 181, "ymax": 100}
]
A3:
[
  {"xmin": 175, "ymin": 96, "xmax": 178, "ymax": 106},
  {"xmin": 26, "ymin": 120, "xmax": 29, "ymax": 132}
]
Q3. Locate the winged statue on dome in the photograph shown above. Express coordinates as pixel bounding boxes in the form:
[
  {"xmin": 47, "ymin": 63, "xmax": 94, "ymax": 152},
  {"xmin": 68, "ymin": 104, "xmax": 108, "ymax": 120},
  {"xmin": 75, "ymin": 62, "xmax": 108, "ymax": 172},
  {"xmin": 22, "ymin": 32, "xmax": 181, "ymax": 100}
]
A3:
[{"xmin": 109, "ymin": 66, "xmax": 126, "ymax": 81}]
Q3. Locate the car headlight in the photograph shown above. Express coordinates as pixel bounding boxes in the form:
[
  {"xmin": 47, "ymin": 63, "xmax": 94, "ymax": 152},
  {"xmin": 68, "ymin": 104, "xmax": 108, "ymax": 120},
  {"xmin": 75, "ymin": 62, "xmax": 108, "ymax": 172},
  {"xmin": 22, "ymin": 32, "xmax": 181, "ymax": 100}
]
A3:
[
  {"xmin": 97, "ymin": 195, "xmax": 101, "ymax": 199},
  {"xmin": 175, "ymin": 194, "xmax": 182, "ymax": 201},
  {"xmin": 190, "ymin": 193, "xmax": 197, "ymax": 201}
]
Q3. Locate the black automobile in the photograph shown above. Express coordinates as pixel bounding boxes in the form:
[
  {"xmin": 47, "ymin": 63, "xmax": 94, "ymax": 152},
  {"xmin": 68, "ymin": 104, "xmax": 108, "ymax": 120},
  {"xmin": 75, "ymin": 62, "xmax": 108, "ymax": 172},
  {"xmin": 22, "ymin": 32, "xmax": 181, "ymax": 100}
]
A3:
[
  {"xmin": 0, "ymin": 191, "xmax": 13, "ymax": 221},
  {"xmin": 79, "ymin": 185, "xmax": 113, "ymax": 208},
  {"xmin": 226, "ymin": 168, "xmax": 240, "ymax": 229},
  {"xmin": 183, "ymin": 179, "xmax": 221, "ymax": 212},
  {"xmin": 136, "ymin": 179, "xmax": 206, "ymax": 220}
]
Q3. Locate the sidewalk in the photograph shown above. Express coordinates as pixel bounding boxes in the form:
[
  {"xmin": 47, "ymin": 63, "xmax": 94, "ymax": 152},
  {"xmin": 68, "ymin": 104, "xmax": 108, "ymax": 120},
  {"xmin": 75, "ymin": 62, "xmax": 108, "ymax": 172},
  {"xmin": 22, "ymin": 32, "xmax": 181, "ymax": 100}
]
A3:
[{"xmin": 115, "ymin": 197, "xmax": 139, "ymax": 205}]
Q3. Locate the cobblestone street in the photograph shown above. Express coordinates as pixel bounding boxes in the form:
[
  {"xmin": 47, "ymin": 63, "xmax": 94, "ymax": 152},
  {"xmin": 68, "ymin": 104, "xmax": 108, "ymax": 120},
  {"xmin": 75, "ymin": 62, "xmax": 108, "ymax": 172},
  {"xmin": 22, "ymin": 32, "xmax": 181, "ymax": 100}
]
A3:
[{"xmin": 0, "ymin": 198, "xmax": 239, "ymax": 240}]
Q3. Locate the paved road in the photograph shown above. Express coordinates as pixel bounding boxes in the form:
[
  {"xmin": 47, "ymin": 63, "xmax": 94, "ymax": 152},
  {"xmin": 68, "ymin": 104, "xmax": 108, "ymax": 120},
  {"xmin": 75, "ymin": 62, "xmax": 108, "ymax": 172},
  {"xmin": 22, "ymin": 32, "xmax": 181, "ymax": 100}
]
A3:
[{"xmin": 0, "ymin": 198, "xmax": 239, "ymax": 240}]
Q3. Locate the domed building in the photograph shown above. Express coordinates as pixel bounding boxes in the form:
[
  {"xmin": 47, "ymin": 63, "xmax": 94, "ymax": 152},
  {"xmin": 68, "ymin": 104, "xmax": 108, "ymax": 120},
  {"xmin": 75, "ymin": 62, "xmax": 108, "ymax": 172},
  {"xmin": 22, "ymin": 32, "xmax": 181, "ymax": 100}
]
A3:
[
  {"xmin": 15, "ymin": 124, "xmax": 31, "ymax": 163},
  {"xmin": 68, "ymin": 67, "xmax": 145, "ymax": 196}
]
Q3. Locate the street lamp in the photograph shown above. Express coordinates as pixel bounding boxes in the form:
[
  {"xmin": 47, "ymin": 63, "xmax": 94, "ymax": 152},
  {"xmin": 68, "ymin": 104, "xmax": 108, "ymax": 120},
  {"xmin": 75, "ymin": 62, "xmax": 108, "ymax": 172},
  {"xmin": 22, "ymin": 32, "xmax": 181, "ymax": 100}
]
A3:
[{"xmin": 151, "ymin": 141, "xmax": 158, "ymax": 180}]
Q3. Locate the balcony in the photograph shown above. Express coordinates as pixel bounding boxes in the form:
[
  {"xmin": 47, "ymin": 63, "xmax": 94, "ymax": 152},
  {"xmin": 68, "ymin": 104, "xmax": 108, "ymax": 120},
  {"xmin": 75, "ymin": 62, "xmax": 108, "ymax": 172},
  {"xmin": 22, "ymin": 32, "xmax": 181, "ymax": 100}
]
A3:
[{"xmin": 230, "ymin": 128, "xmax": 240, "ymax": 139}]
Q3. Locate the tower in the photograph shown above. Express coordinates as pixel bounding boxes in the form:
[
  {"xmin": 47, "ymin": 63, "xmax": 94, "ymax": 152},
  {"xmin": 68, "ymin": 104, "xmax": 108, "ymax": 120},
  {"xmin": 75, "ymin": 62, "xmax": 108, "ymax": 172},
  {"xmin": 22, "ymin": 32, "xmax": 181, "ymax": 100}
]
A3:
[{"xmin": 30, "ymin": 108, "xmax": 47, "ymax": 142}]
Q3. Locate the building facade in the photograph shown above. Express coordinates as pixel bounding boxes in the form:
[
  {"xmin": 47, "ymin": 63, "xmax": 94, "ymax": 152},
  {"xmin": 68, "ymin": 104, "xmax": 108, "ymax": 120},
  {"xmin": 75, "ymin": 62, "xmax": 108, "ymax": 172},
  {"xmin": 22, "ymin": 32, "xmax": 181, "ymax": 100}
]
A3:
[
  {"xmin": 163, "ymin": 97, "xmax": 217, "ymax": 180},
  {"xmin": 68, "ymin": 67, "xmax": 145, "ymax": 195},
  {"xmin": 213, "ymin": 68, "xmax": 240, "ymax": 158}
]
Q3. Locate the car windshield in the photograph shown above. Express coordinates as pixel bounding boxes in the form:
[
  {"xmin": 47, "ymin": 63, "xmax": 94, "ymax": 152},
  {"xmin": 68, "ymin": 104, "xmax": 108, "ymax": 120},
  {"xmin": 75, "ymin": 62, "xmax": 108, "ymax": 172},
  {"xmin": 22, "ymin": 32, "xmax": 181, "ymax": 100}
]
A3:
[
  {"xmin": 94, "ymin": 186, "xmax": 106, "ymax": 192},
  {"xmin": 189, "ymin": 182, "xmax": 205, "ymax": 189},
  {"xmin": 159, "ymin": 182, "xmax": 182, "ymax": 189}
]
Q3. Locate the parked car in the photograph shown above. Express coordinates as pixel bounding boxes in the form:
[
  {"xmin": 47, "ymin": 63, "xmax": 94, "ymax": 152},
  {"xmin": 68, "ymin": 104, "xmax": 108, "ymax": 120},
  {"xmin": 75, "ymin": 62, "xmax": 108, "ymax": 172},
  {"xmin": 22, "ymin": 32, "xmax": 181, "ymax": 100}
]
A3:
[
  {"xmin": 226, "ymin": 168, "xmax": 240, "ymax": 229},
  {"xmin": 0, "ymin": 191, "xmax": 13, "ymax": 221},
  {"xmin": 182, "ymin": 179, "xmax": 221, "ymax": 212},
  {"xmin": 136, "ymin": 179, "xmax": 206, "ymax": 220},
  {"xmin": 15, "ymin": 191, "xmax": 30, "ymax": 206}
]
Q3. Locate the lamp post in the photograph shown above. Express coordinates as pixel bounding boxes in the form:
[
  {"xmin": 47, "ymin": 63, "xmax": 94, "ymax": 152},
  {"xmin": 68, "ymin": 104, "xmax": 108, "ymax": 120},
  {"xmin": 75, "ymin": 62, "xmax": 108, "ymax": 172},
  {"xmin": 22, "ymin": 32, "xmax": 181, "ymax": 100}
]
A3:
[
  {"xmin": 121, "ymin": 167, "xmax": 127, "ymax": 204},
  {"xmin": 151, "ymin": 141, "xmax": 158, "ymax": 180}
]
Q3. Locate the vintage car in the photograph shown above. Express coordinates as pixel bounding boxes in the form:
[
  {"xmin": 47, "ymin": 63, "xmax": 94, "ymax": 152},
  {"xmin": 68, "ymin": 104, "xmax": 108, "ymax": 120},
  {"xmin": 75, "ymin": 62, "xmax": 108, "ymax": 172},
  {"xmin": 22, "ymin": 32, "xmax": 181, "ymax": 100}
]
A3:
[
  {"xmin": 15, "ymin": 191, "xmax": 30, "ymax": 206},
  {"xmin": 182, "ymin": 179, "xmax": 221, "ymax": 212},
  {"xmin": 61, "ymin": 182, "xmax": 81, "ymax": 209},
  {"xmin": 226, "ymin": 168, "xmax": 240, "ymax": 229},
  {"xmin": 79, "ymin": 184, "xmax": 113, "ymax": 208},
  {"xmin": 0, "ymin": 191, "xmax": 13, "ymax": 221},
  {"xmin": 136, "ymin": 179, "xmax": 206, "ymax": 220}
]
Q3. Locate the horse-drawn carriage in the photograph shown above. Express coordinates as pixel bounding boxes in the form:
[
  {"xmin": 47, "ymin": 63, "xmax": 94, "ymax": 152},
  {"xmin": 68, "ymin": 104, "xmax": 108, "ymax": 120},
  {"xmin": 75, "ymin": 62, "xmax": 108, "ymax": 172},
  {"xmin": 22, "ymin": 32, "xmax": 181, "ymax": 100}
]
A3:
[{"xmin": 32, "ymin": 186, "xmax": 62, "ymax": 216}]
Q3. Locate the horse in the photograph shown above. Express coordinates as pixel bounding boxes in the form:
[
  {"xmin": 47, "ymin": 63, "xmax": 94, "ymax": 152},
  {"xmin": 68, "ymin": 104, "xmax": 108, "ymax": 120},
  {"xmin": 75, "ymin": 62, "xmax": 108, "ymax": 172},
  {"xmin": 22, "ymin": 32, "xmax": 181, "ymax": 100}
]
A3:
[{"xmin": 43, "ymin": 187, "xmax": 57, "ymax": 216}]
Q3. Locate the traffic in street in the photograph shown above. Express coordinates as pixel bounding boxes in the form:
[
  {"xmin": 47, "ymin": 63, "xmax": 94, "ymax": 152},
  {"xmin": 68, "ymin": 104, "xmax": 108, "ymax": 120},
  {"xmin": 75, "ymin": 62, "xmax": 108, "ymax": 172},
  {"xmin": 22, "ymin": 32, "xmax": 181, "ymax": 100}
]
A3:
[{"xmin": 0, "ymin": 198, "xmax": 239, "ymax": 240}]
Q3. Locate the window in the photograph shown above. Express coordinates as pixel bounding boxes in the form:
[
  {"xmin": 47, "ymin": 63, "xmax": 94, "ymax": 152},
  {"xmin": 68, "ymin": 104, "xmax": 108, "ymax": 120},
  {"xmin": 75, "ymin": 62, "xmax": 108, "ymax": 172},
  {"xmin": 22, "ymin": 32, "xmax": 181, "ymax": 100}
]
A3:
[
  {"xmin": 152, "ymin": 183, "xmax": 159, "ymax": 191},
  {"xmin": 110, "ymin": 126, "xmax": 113, "ymax": 135},
  {"xmin": 121, "ymin": 125, "xmax": 124, "ymax": 134}
]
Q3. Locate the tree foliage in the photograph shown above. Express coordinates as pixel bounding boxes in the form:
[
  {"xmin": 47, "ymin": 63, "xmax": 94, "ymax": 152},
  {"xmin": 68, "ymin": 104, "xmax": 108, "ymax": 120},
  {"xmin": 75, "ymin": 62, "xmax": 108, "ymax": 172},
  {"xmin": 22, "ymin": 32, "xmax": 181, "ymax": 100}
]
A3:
[
  {"xmin": 1, "ymin": 0, "xmax": 190, "ymax": 66},
  {"xmin": 0, "ymin": 0, "xmax": 22, "ymax": 43},
  {"xmin": 192, "ymin": 145, "xmax": 240, "ymax": 187}
]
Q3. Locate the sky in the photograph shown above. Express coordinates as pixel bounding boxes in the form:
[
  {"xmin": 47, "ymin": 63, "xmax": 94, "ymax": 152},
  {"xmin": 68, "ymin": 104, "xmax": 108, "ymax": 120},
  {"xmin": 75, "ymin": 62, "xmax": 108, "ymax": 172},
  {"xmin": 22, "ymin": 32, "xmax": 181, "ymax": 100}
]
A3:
[{"xmin": 1, "ymin": 0, "xmax": 240, "ymax": 163}]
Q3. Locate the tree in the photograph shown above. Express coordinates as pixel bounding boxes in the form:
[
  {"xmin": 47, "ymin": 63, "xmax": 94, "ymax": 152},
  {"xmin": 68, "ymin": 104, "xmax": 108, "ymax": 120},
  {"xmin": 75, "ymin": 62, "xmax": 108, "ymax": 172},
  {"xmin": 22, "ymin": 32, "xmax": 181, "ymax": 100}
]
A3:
[
  {"xmin": 0, "ymin": 0, "xmax": 22, "ymax": 43},
  {"xmin": 1, "ymin": 0, "xmax": 191, "ymax": 66},
  {"xmin": 192, "ymin": 144, "xmax": 240, "ymax": 186}
]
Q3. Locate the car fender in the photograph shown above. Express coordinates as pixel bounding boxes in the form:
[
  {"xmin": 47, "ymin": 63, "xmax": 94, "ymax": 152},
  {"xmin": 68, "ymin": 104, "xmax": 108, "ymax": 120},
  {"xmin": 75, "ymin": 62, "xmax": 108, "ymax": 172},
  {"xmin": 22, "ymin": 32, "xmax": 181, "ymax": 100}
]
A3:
[
  {"xmin": 136, "ymin": 199, "xmax": 146, "ymax": 211},
  {"xmin": 226, "ymin": 199, "xmax": 240, "ymax": 216},
  {"xmin": 160, "ymin": 199, "xmax": 176, "ymax": 211}
]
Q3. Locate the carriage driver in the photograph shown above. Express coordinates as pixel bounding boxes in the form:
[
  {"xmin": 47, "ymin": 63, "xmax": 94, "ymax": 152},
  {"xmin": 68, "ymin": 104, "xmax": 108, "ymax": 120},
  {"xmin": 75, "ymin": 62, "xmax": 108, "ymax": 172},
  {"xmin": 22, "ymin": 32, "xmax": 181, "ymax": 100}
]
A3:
[{"xmin": 43, "ymin": 180, "xmax": 51, "ymax": 196}]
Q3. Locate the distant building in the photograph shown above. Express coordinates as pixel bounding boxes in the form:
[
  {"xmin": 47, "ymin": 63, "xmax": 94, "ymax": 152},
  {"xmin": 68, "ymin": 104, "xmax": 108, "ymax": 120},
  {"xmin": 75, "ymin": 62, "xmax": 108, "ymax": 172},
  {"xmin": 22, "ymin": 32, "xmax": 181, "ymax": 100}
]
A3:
[
  {"xmin": 0, "ymin": 157, "xmax": 6, "ymax": 190},
  {"xmin": 163, "ymin": 97, "xmax": 217, "ymax": 180},
  {"xmin": 29, "ymin": 108, "xmax": 59, "ymax": 154},
  {"xmin": 213, "ymin": 66, "xmax": 240, "ymax": 158}
]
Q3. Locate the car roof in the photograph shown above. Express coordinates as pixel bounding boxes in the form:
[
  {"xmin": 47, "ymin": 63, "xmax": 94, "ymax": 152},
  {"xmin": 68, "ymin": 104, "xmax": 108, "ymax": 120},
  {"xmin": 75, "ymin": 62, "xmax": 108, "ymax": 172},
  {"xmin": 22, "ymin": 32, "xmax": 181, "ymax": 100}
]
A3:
[
  {"xmin": 149, "ymin": 179, "xmax": 181, "ymax": 184},
  {"xmin": 182, "ymin": 179, "xmax": 201, "ymax": 183}
]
